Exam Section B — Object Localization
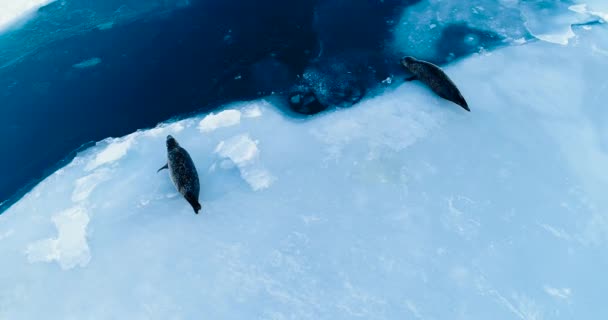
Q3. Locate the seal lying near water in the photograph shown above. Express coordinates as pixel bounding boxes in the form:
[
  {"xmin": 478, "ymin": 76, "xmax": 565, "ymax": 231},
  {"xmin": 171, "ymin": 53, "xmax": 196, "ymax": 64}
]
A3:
[
  {"xmin": 158, "ymin": 135, "xmax": 202, "ymax": 214},
  {"xmin": 400, "ymin": 56, "xmax": 470, "ymax": 112}
]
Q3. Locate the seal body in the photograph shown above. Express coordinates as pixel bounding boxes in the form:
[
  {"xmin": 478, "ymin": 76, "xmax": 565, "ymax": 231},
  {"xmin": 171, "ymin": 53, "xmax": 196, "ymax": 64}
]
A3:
[
  {"xmin": 400, "ymin": 56, "xmax": 470, "ymax": 111},
  {"xmin": 158, "ymin": 135, "xmax": 201, "ymax": 214}
]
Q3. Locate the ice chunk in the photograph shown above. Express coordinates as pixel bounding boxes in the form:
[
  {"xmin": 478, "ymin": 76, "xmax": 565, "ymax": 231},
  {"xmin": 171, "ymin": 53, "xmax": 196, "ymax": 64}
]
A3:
[
  {"xmin": 520, "ymin": 1, "xmax": 593, "ymax": 45},
  {"xmin": 198, "ymin": 109, "xmax": 241, "ymax": 132},
  {"xmin": 243, "ymin": 105, "xmax": 263, "ymax": 118},
  {"xmin": 72, "ymin": 57, "xmax": 102, "ymax": 69},
  {"xmin": 144, "ymin": 121, "xmax": 186, "ymax": 138},
  {"xmin": 570, "ymin": 2, "xmax": 608, "ymax": 22},
  {"xmin": 85, "ymin": 136, "xmax": 135, "ymax": 171},
  {"xmin": 96, "ymin": 21, "xmax": 114, "ymax": 30},
  {"xmin": 214, "ymin": 134, "xmax": 275, "ymax": 190},
  {"xmin": 214, "ymin": 134, "xmax": 259, "ymax": 164}
]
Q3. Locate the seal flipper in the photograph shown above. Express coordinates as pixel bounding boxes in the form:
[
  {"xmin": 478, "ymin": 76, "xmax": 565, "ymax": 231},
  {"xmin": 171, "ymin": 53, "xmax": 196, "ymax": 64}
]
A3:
[
  {"xmin": 157, "ymin": 164, "xmax": 168, "ymax": 173},
  {"xmin": 185, "ymin": 192, "xmax": 202, "ymax": 214},
  {"xmin": 405, "ymin": 75, "xmax": 418, "ymax": 82}
]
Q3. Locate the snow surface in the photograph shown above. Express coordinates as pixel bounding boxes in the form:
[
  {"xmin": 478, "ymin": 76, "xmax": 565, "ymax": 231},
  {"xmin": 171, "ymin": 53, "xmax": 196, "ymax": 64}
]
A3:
[
  {"xmin": 1, "ymin": 21, "xmax": 607, "ymax": 318},
  {"xmin": 0, "ymin": 0, "xmax": 55, "ymax": 33},
  {"xmin": 199, "ymin": 110, "xmax": 242, "ymax": 132}
]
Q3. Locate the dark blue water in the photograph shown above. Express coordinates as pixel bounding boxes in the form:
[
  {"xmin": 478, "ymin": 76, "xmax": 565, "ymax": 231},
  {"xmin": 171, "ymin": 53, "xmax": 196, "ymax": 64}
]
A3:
[{"xmin": 0, "ymin": 0, "xmax": 504, "ymax": 212}]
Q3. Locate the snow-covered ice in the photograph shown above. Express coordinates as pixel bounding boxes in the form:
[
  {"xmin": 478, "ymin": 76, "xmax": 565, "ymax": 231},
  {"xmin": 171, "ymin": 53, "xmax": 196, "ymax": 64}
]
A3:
[
  {"xmin": 199, "ymin": 110, "xmax": 242, "ymax": 132},
  {"xmin": 1, "ymin": 14, "xmax": 608, "ymax": 320},
  {"xmin": 25, "ymin": 206, "xmax": 91, "ymax": 270},
  {"xmin": 0, "ymin": 0, "xmax": 55, "ymax": 33}
]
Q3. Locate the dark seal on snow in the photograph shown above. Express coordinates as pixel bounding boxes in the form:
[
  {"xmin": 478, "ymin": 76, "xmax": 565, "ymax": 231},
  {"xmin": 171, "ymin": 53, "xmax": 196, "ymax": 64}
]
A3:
[
  {"xmin": 158, "ymin": 135, "xmax": 202, "ymax": 214},
  {"xmin": 400, "ymin": 56, "xmax": 470, "ymax": 112}
]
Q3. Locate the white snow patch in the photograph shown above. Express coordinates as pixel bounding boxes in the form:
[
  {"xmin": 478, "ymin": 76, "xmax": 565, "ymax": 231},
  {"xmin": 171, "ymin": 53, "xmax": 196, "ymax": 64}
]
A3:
[
  {"xmin": 513, "ymin": 38, "xmax": 528, "ymax": 45},
  {"xmin": 238, "ymin": 167, "xmax": 275, "ymax": 191},
  {"xmin": 540, "ymin": 224, "xmax": 572, "ymax": 241},
  {"xmin": 243, "ymin": 105, "xmax": 263, "ymax": 118},
  {"xmin": 530, "ymin": 28, "xmax": 575, "ymax": 45},
  {"xmin": 72, "ymin": 57, "xmax": 102, "ymax": 69},
  {"xmin": 544, "ymin": 286, "xmax": 571, "ymax": 300},
  {"xmin": 144, "ymin": 121, "xmax": 187, "ymax": 138},
  {"xmin": 569, "ymin": 4, "xmax": 588, "ymax": 14},
  {"xmin": 570, "ymin": 3, "xmax": 608, "ymax": 22},
  {"xmin": 72, "ymin": 169, "xmax": 111, "ymax": 202},
  {"xmin": 198, "ymin": 109, "xmax": 241, "ymax": 132},
  {"xmin": 214, "ymin": 134, "xmax": 259, "ymax": 164},
  {"xmin": 521, "ymin": 1, "xmax": 588, "ymax": 46},
  {"xmin": 85, "ymin": 136, "xmax": 135, "ymax": 171},
  {"xmin": 214, "ymin": 134, "xmax": 274, "ymax": 190},
  {"xmin": 0, "ymin": 0, "xmax": 55, "ymax": 33},
  {"xmin": 25, "ymin": 206, "xmax": 91, "ymax": 270}
]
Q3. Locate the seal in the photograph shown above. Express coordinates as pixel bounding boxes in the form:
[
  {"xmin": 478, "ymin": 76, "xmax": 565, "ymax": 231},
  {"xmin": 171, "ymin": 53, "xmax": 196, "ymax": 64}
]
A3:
[
  {"xmin": 158, "ymin": 135, "xmax": 202, "ymax": 214},
  {"xmin": 400, "ymin": 56, "xmax": 470, "ymax": 112}
]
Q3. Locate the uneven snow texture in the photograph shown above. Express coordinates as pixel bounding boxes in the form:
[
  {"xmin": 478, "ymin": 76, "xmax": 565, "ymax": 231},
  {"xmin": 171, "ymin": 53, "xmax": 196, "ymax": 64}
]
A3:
[
  {"xmin": 25, "ymin": 206, "xmax": 90, "ymax": 270},
  {"xmin": 1, "ymin": 24, "xmax": 608, "ymax": 320},
  {"xmin": 0, "ymin": 0, "xmax": 55, "ymax": 32}
]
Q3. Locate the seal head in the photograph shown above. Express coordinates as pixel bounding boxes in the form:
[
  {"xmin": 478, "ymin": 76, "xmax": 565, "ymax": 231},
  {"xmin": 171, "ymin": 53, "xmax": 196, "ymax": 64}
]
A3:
[
  {"xmin": 400, "ymin": 56, "xmax": 416, "ymax": 68},
  {"xmin": 166, "ymin": 135, "xmax": 179, "ymax": 149}
]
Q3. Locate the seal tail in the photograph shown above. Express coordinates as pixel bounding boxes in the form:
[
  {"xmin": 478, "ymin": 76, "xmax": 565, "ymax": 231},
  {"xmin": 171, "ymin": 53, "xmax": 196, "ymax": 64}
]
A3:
[
  {"xmin": 185, "ymin": 192, "xmax": 202, "ymax": 214},
  {"xmin": 458, "ymin": 98, "xmax": 470, "ymax": 112},
  {"xmin": 441, "ymin": 92, "xmax": 470, "ymax": 112}
]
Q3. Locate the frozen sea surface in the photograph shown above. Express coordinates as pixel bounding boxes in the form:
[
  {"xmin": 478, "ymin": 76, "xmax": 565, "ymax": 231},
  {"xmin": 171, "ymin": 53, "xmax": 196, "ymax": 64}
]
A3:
[{"xmin": 1, "ymin": 19, "xmax": 607, "ymax": 318}]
